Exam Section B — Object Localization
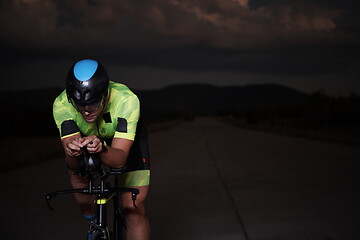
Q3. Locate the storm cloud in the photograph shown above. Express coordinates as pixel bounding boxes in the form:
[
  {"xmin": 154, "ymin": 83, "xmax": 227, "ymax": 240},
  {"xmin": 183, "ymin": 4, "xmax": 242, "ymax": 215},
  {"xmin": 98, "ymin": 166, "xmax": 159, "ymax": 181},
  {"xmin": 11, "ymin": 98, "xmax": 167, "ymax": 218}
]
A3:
[
  {"xmin": 0, "ymin": 0, "xmax": 359, "ymax": 94},
  {"xmin": 1, "ymin": 0, "xmax": 350, "ymax": 49}
]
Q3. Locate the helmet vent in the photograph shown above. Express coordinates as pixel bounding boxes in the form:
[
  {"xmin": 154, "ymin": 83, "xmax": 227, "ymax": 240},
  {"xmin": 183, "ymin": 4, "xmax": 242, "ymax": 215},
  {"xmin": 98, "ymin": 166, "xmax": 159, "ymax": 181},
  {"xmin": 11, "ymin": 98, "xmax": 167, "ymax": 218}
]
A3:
[
  {"xmin": 74, "ymin": 90, "xmax": 81, "ymax": 100},
  {"xmin": 84, "ymin": 91, "xmax": 91, "ymax": 101}
]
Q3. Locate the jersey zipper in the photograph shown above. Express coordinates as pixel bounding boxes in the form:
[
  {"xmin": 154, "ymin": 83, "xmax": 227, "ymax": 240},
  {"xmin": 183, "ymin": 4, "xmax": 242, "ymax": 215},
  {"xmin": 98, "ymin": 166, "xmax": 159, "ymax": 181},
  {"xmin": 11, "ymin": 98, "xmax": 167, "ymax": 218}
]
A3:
[{"xmin": 96, "ymin": 120, "xmax": 102, "ymax": 138}]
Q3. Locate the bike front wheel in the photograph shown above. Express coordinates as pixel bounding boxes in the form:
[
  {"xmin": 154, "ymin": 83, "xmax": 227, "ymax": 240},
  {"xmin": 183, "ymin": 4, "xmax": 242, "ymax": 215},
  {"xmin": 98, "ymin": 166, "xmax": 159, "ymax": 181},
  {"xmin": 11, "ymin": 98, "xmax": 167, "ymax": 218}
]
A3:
[{"xmin": 88, "ymin": 230, "xmax": 108, "ymax": 240}]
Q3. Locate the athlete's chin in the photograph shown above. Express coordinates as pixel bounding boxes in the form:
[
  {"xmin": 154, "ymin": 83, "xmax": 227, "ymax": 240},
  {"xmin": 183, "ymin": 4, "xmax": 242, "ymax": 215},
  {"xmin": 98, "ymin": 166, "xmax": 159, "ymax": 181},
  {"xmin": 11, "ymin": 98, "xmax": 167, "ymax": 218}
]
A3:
[{"xmin": 83, "ymin": 115, "xmax": 98, "ymax": 123}]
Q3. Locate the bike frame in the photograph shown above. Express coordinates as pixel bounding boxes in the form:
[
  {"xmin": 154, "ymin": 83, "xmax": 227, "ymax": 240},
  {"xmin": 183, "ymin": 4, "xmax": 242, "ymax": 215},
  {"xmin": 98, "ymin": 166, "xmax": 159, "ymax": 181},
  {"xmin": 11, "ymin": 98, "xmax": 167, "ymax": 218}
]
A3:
[{"xmin": 46, "ymin": 168, "xmax": 139, "ymax": 240}]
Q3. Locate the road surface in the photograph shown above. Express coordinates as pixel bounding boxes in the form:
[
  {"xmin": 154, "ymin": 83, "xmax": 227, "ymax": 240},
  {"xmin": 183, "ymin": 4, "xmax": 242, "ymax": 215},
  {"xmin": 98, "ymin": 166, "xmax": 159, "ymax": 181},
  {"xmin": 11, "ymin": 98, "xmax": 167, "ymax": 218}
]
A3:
[{"xmin": 1, "ymin": 118, "xmax": 359, "ymax": 239}]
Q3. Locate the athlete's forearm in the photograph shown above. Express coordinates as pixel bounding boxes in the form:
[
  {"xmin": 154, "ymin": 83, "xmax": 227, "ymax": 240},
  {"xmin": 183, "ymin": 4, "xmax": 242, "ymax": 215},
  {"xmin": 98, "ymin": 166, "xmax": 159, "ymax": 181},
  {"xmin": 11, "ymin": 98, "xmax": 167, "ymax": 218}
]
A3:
[
  {"xmin": 61, "ymin": 134, "xmax": 83, "ymax": 169},
  {"xmin": 78, "ymin": 135, "xmax": 132, "ymax": 169},
  {"xmin": 99, "ymin": 147, "xmax": 128, "ymax": 169}
]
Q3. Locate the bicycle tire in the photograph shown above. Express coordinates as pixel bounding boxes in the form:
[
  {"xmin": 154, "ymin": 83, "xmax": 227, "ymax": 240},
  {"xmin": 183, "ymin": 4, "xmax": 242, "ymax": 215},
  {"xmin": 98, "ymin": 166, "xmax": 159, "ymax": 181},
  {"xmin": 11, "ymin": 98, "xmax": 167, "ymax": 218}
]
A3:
[
  {"xmin": 113, "ymin": 207, "xmax": 125, "ymax": 240},
  {"xmin": 88, "ymin": 231, "xmax": 107, "ymax": 240}
]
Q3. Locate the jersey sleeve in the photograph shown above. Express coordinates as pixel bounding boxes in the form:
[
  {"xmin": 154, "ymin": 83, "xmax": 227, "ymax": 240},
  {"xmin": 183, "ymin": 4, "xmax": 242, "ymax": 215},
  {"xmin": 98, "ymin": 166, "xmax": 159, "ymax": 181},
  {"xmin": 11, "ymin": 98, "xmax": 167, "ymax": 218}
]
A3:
[
  {"xmin": 53, "ymin": 93, "xmax": 81, "ymax": 139},
  {"xmin": 113, "ymin": 94, "xmax": 140, "ymax": 141}
]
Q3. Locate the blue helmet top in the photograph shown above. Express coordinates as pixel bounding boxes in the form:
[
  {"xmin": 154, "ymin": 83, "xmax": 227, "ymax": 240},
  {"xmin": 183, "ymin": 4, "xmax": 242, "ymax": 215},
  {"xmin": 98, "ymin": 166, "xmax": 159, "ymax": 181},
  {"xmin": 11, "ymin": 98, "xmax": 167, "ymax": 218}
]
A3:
[
  {"xmin": 73, "ymin": 59, "xmax": 98, "ymax": 81},
  {"xmin": 66, "ymin": 59, "xmax": 109, "ymax": 106}
]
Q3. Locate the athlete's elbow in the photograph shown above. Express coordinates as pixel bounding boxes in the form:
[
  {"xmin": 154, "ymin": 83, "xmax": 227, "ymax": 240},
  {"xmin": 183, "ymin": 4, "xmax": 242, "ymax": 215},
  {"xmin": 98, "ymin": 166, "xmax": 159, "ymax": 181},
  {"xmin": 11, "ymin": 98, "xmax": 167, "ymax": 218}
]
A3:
[
  {"xmin": 105, "ymin": 155, "xmax": 127, "ymax": 169},
  {"xmin": 109, "ymin": 161, "xmax": 126, "ymax": 169}
]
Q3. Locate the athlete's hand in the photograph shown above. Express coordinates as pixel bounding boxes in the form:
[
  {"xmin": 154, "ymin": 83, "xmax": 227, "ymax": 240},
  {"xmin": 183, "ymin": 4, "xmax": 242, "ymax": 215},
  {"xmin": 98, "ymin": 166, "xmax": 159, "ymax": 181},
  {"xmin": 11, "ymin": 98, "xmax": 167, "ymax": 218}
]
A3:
[
  {"xmin": 65, "ymin": 138, "xmax": 84, "ymax": 157},
  {"xmin": 81, "ymin": 135, "xmax": 103, "ymax": 154}
]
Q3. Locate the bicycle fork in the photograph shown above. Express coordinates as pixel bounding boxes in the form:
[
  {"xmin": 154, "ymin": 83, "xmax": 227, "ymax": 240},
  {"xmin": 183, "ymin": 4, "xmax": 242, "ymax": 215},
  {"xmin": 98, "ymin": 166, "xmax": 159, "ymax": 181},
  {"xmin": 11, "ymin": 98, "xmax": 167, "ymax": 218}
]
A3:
[{"xmin": 92, "ymin": 195, "xmax": 113, "ymax": 239}]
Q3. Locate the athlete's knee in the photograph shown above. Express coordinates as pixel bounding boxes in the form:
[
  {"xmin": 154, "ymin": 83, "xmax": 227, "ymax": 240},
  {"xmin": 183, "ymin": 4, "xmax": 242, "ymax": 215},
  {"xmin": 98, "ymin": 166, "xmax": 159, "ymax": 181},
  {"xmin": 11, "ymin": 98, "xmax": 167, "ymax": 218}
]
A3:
[
  {"xmin": 123, "ymin": 203, "xmax": 146, "ymax": 225},
  {"xmin": 69, "ymin": 171, "xmax": 87, "ymax": 189}
]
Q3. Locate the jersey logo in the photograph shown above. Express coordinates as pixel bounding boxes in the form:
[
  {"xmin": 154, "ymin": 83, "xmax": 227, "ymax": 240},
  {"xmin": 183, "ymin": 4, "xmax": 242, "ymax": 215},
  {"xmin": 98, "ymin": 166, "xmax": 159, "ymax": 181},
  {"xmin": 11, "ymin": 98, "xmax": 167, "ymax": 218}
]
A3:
[
  {"xmin": 102, "ymin": 112, "xmax": 112, "ymax": 123},
  {"xmin": 116, "ymin": 118, "xmax": 128, "ymax": 133}
]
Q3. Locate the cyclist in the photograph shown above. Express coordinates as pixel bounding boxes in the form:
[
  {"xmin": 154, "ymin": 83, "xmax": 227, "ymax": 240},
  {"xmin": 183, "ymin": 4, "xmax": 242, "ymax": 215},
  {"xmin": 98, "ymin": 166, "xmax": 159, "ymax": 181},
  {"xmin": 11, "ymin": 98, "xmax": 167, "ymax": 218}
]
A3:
[{"xmin": 53, "ymin": 59, "xmax": 150, "ymax": 240}]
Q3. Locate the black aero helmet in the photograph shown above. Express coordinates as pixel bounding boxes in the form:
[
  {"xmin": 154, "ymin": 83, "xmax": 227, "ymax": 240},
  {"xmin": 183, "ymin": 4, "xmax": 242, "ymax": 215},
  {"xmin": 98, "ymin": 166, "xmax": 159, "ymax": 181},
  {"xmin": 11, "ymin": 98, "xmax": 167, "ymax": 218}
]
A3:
[{"xmin": 66, "ymin": 59, "xmax": 109, "ymax": 108}]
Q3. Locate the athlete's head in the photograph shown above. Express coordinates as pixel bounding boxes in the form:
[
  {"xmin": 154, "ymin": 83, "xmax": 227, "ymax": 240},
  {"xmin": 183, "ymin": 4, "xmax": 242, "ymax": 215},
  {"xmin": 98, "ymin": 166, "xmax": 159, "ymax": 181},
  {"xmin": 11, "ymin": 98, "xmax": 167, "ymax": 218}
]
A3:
[{"xmin": 66, "ymin": 59, "xmax": 109, "ymax": 122}]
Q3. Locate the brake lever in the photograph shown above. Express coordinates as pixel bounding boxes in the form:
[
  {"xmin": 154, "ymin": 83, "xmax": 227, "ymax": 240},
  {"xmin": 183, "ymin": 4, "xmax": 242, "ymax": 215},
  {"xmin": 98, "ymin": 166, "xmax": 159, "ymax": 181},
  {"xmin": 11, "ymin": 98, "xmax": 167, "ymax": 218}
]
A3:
[
  {"xmin": 45, "ymin": 194, "xmax": 54, "ymax": 211},
  {"xmin": 131, "ymin": 190, "xmax": 140, "ymax": 209}
]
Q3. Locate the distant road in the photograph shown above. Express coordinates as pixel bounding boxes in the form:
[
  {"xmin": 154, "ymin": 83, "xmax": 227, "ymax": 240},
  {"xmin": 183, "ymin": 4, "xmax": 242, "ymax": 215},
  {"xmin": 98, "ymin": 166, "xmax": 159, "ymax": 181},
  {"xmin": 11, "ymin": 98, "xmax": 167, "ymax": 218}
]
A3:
[{"xmin": 1, "ymin": 118, "xmax": 360, "ymax": 240}]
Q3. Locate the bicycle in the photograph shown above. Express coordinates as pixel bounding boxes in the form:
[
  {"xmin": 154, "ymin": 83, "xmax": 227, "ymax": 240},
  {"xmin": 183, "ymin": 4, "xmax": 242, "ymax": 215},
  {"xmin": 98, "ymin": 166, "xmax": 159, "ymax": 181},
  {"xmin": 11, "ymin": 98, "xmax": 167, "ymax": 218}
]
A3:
[{"xmin": 45, "ymin": 151, "xmax": 140, "ymax": 240}]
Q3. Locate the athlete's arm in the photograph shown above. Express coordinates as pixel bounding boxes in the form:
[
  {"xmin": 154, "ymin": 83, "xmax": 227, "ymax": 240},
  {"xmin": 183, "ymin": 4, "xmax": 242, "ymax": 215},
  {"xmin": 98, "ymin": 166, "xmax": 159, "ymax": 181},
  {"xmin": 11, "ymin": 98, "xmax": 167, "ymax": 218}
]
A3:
[
  {"xmin": 82, "ymin": 135, "xmax": 133, "ymax": 169},
  {"xmin": 61, "ymin": 133, "xmax": 83, "ymax": 169}
]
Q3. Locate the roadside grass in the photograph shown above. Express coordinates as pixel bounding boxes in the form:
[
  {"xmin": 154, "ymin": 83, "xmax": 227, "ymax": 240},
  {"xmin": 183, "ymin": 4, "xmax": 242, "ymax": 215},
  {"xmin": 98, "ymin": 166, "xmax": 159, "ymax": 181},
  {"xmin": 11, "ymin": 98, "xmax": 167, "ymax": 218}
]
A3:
[
  {"xmin": 217, "ymin": 116, "xmax": 360, "ymax": 147},
  {"xmin": 146, "ymin": 119, "xmax": 184, "ymax": 133},
  {"xmin": 0, "ymin": 137, "xmax": 64, "ymax": 173}
]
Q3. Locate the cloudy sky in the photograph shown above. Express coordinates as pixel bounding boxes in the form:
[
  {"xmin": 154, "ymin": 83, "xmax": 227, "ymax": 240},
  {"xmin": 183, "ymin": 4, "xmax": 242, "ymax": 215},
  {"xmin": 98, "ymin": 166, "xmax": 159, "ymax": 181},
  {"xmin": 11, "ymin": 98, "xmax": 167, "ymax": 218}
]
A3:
[{"xmin": 1, "ymin": 0, "xmax": 359, "ymax": 95}]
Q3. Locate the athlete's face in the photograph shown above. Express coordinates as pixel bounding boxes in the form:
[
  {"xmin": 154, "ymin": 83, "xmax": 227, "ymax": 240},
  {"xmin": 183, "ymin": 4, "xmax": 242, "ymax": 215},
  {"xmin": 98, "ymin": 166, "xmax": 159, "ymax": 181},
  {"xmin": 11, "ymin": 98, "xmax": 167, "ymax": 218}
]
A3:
[
  {"xmin": 71, "ymin": 97, "xmax": 104, "ymax": 123},
  {"xmin": 77, "ymin": 101, "xmax": 104, "ymax": 123},
  {"xmin": 80, "ymin": 106, "xmax": 103, "ymax": 122}
]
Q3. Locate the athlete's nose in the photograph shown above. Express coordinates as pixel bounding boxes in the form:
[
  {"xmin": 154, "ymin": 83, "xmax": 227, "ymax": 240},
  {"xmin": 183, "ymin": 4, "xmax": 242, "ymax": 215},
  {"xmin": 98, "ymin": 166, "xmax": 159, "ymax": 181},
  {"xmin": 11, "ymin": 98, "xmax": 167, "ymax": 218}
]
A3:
[{"xmin": 82, "ymin": 110, "xmax": 91, "ymax": 115}]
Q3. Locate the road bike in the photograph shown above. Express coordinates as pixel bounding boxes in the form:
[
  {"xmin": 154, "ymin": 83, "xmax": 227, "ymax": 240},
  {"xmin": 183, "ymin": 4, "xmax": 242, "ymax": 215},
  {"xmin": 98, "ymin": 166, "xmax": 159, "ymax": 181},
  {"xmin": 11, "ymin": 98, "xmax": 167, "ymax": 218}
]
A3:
[{"xmin": 46, "ymin": 152, "xmax": 139, "ymax": 240}]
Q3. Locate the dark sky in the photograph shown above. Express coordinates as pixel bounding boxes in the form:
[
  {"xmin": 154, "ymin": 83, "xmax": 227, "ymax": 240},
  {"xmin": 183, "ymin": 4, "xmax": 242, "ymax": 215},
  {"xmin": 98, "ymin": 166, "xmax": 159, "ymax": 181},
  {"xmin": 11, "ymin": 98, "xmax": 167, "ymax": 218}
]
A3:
[{"xmin": 1, "ymin": 0, "xmax": 359, "ymax": 95}]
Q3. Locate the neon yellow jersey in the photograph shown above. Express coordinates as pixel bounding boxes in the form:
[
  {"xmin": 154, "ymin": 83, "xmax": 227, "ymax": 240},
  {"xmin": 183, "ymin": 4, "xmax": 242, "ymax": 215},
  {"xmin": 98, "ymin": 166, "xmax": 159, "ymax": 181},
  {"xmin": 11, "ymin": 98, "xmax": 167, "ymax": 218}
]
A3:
[{"xmin": 53, "ymin": 81, "xmax": 140, "ymax": 141}]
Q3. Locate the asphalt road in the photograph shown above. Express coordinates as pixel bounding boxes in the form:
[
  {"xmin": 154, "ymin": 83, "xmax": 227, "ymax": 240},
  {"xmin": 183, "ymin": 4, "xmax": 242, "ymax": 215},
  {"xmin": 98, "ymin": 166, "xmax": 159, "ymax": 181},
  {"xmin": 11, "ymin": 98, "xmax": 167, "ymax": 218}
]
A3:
[{"xmin": 1, "ymin": 118, "xmax": 360, "ymax": 240}]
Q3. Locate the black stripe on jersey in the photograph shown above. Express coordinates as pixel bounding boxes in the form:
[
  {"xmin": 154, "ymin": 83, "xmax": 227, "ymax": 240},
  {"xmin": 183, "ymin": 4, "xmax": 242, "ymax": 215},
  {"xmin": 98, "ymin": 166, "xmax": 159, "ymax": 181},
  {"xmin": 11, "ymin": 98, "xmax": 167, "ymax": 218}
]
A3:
[
  {"xmin": 61, "ymin": 120, "xmax": 80, "ymax": 137},
  {"xmin": 126, "ymin": 117, "xmax": 150, "ymax": 171},
  {"xmin": 116, "ymin": 118, "xmax": 128, "ymax": 133},
  {"xmin": 102, "ymin": 112, "xmax": 112, "ymax": 123}
]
